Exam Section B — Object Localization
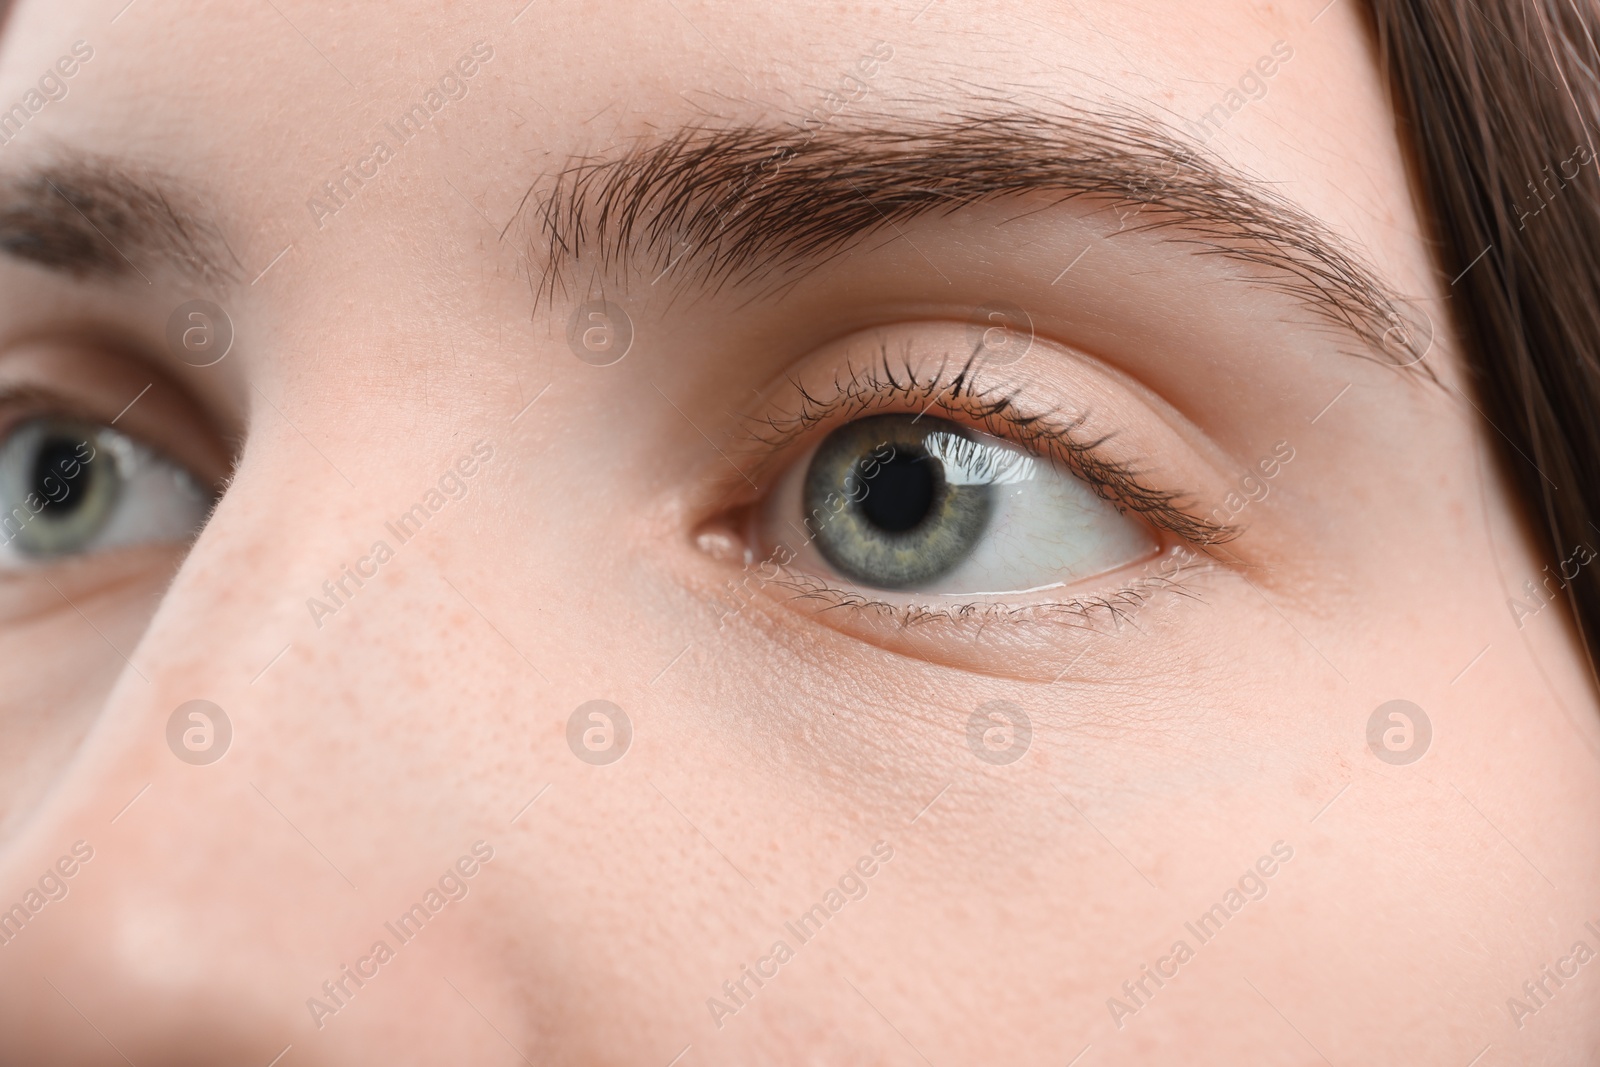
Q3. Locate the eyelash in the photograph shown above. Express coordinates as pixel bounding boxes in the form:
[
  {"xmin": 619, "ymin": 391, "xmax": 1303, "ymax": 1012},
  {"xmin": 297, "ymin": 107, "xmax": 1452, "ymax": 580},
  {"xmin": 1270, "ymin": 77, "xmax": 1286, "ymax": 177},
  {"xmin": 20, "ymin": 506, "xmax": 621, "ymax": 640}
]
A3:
[
  {"xmin": 724, "ymin": 340, "xmax": 1234, "ymax": 628},
  {"xmin": 760, "ymin": 556, "xmax": 1212, "ymax": 632}
]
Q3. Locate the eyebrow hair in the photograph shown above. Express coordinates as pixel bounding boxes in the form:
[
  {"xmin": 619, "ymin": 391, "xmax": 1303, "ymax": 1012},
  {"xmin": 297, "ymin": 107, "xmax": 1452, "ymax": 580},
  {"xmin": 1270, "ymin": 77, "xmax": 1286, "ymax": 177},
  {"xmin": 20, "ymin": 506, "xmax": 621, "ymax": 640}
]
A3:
[
  {"xmin": 528, "ymin": 105, "xmax": 1430, "ymax": 365},
  {"xmin": 0, "ymin": 156, "xmax": 238, "ymax": 287}
]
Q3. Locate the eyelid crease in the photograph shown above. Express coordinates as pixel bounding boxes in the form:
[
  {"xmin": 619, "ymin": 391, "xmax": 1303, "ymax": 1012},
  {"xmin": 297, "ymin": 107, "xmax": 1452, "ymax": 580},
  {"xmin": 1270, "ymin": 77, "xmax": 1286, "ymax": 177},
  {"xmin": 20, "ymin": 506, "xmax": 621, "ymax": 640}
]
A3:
[
  {"xmin": 733, "ymin": 338, "xmax": 1241, "ymax": 550},
  {"xmin": 0, "ymin": 384, "xmax": 112, "ymax": 437}
]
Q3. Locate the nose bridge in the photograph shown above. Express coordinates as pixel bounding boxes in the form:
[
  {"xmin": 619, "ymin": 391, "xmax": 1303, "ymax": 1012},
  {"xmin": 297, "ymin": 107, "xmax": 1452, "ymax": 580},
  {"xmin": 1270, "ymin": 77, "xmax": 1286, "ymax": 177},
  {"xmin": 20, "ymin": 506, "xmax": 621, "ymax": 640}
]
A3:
[{"xmin": 0, "ymin": 421, "xmax": 508, "ymax": 1061}]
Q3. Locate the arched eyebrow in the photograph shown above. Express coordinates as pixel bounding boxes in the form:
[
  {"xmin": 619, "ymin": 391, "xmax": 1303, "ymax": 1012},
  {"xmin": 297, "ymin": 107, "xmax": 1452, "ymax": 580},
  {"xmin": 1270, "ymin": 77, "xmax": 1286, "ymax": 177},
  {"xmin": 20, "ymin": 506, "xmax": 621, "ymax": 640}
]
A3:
[
  {"xmin": 0, "ymin": 157, "xmax": 238, "ymax": 287},
  {"xmin": 528, "ymin": 106, "xmax": 1428, "ymax": 365}
]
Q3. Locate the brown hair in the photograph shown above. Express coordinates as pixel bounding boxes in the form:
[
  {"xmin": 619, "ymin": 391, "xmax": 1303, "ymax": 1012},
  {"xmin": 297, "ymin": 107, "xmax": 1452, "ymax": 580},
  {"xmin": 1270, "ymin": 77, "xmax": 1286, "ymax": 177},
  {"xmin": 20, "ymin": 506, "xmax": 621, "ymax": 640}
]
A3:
[{"xmin": 1370, "ymin": 0, "xmax": 1600, "ymax": 668}]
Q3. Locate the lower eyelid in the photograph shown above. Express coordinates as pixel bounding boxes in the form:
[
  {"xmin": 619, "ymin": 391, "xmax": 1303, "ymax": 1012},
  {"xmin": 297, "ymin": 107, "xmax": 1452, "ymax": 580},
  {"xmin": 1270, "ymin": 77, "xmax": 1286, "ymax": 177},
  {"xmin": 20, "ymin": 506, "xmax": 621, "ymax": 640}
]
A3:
[
  {"xmin": 734, "ymin": 545, "xmax": 1221, "ymax": 679},
  {"xmin": 779, "ymin": 541, "xmax": 1198, "ymax": 619}
]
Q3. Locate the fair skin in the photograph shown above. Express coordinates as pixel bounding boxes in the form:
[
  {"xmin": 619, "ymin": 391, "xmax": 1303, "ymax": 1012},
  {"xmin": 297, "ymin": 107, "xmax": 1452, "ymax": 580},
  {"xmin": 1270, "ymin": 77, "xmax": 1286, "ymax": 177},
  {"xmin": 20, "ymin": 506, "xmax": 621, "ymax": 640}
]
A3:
[{"xmin": 0, "ymin": 0, "xmax": 1597, "ymax": 1063}]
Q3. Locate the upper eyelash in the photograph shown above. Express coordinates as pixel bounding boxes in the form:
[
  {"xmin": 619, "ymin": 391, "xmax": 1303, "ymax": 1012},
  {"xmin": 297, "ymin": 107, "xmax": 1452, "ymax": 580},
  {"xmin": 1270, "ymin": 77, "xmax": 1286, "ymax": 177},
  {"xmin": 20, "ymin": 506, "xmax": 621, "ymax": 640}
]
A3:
[{"xmin": 736, "ymin": 338, "xmax": 1240, "ymax": 548}]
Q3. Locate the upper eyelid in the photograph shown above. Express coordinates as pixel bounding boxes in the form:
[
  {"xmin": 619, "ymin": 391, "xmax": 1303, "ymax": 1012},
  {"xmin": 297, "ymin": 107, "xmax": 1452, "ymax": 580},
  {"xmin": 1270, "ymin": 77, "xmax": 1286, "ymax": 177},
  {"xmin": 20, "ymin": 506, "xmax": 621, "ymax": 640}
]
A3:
[
  {"xmin": 732, "ymin": 341, "xmax": 1240, "ymax": 549},
  {"xmin": 0, "ymin": 385, "xmax": 113, "ymax": 438},
  {"xmin": 0, "ymin": 383, "xmax": 224, "ymax": 493}
]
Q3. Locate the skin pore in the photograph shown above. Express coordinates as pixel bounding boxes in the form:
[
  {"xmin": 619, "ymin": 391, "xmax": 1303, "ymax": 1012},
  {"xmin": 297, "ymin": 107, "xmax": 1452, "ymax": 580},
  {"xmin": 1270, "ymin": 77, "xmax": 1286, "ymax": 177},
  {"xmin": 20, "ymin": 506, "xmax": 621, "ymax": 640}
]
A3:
[{"xmin": 0, "ymin": 0, "xmax": 1598, "ymax": 1064}]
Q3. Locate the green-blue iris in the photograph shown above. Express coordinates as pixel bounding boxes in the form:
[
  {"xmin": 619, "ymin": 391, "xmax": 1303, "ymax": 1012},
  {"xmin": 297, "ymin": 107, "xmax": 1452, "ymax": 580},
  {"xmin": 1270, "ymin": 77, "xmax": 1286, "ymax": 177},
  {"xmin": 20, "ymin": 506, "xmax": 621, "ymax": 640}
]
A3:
[{"xmin": 804, "ymin": 414, "xmax": 993, "ymax": 590}]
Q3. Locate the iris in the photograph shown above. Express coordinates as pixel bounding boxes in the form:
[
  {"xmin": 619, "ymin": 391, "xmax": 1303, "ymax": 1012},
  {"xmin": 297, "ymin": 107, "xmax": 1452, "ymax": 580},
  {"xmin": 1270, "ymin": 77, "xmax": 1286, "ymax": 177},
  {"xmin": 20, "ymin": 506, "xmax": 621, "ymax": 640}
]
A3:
[
  {"xmin": 804, "ymin": 414, "xmax": 994, "ymax": 589},
  {"xmin": 0, "ymin": 419, "xmax": 117, "ymax": 558}
]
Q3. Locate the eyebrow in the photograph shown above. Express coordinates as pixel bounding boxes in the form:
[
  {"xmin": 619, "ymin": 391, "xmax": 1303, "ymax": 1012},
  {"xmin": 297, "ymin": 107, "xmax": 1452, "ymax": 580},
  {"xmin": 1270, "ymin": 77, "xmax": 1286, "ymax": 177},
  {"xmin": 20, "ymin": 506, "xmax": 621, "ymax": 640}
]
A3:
[
  {"xmin": 528, "ymin": 105, "xmax": 1428, "ymax": 364},
  {"xmin": 0, "ymin": 156, "xmax": 238, "ymax": 287}
]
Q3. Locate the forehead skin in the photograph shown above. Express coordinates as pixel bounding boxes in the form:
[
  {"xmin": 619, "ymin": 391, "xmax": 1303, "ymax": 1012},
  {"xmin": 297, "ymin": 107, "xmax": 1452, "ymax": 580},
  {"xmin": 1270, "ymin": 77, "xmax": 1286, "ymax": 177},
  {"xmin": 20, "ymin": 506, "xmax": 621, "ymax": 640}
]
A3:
[{"xmin": 0, "ymin": 0, "xmax": 1596, "ymax": 1065}]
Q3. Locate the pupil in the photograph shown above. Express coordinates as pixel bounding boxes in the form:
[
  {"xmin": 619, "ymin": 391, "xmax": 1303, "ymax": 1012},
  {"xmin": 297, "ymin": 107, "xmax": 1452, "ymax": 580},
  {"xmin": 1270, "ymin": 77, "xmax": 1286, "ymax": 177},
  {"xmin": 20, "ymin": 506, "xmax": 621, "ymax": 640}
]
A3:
[
  {"xmin": 31, "ymin": 437, "xmax": 86, "ymax": 516},
  {"xmin": 858, "ymin": 451, "xmax": 937, "ymax": 533}
]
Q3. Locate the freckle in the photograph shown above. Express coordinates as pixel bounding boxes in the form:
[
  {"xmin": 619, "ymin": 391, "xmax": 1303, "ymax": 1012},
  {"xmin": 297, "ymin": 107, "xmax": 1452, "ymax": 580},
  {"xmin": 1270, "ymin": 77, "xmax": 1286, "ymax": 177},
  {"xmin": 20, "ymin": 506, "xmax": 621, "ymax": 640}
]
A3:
[{"xmin": 1291, "ymin": 771, "xmax": 1321, "ymax": 802}]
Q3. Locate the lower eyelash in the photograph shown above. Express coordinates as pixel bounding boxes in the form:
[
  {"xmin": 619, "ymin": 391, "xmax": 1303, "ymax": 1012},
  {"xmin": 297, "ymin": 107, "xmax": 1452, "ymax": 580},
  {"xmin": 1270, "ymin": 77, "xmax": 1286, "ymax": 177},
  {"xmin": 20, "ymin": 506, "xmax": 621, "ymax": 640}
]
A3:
[
  {"xmin": 759, "ymin": 550, "xmax": 1218, "ymax": 633},
  {"xmin": 739, "ymin": 339, "xmax": 1238, "ymax": 548}
]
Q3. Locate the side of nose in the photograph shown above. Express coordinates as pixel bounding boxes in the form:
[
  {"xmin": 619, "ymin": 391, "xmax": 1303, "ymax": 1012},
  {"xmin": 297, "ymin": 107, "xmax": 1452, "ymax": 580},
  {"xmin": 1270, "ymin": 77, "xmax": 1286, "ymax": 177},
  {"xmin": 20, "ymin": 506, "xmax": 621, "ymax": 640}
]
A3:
[{"xmin": 0, "ymin": 423, "xmax": 528, "ymax": 1065}]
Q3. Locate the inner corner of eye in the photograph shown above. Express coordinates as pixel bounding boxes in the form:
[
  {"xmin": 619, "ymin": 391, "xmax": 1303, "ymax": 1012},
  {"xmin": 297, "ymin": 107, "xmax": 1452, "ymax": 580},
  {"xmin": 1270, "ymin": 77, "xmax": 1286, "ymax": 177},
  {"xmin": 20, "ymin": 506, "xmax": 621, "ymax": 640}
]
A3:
[{"xmin": 694, "ymin": 520, "xmax": 747, "ymax": 564}]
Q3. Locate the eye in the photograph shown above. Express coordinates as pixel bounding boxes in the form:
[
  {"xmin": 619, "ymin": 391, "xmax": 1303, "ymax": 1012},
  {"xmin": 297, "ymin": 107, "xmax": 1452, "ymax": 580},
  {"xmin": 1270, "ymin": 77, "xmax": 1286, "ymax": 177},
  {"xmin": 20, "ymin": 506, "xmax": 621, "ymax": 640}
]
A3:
[
  {"xmin": 760, "ymin": 411, "xmax": 1159, "ymax": 596},
  {"xmin": 710, "ymin": 327, "xmax": 1238, "ymax": 675},
  {"xmin": 0, "ymin": 417, "xmax": 213, "ymax": 566}
]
